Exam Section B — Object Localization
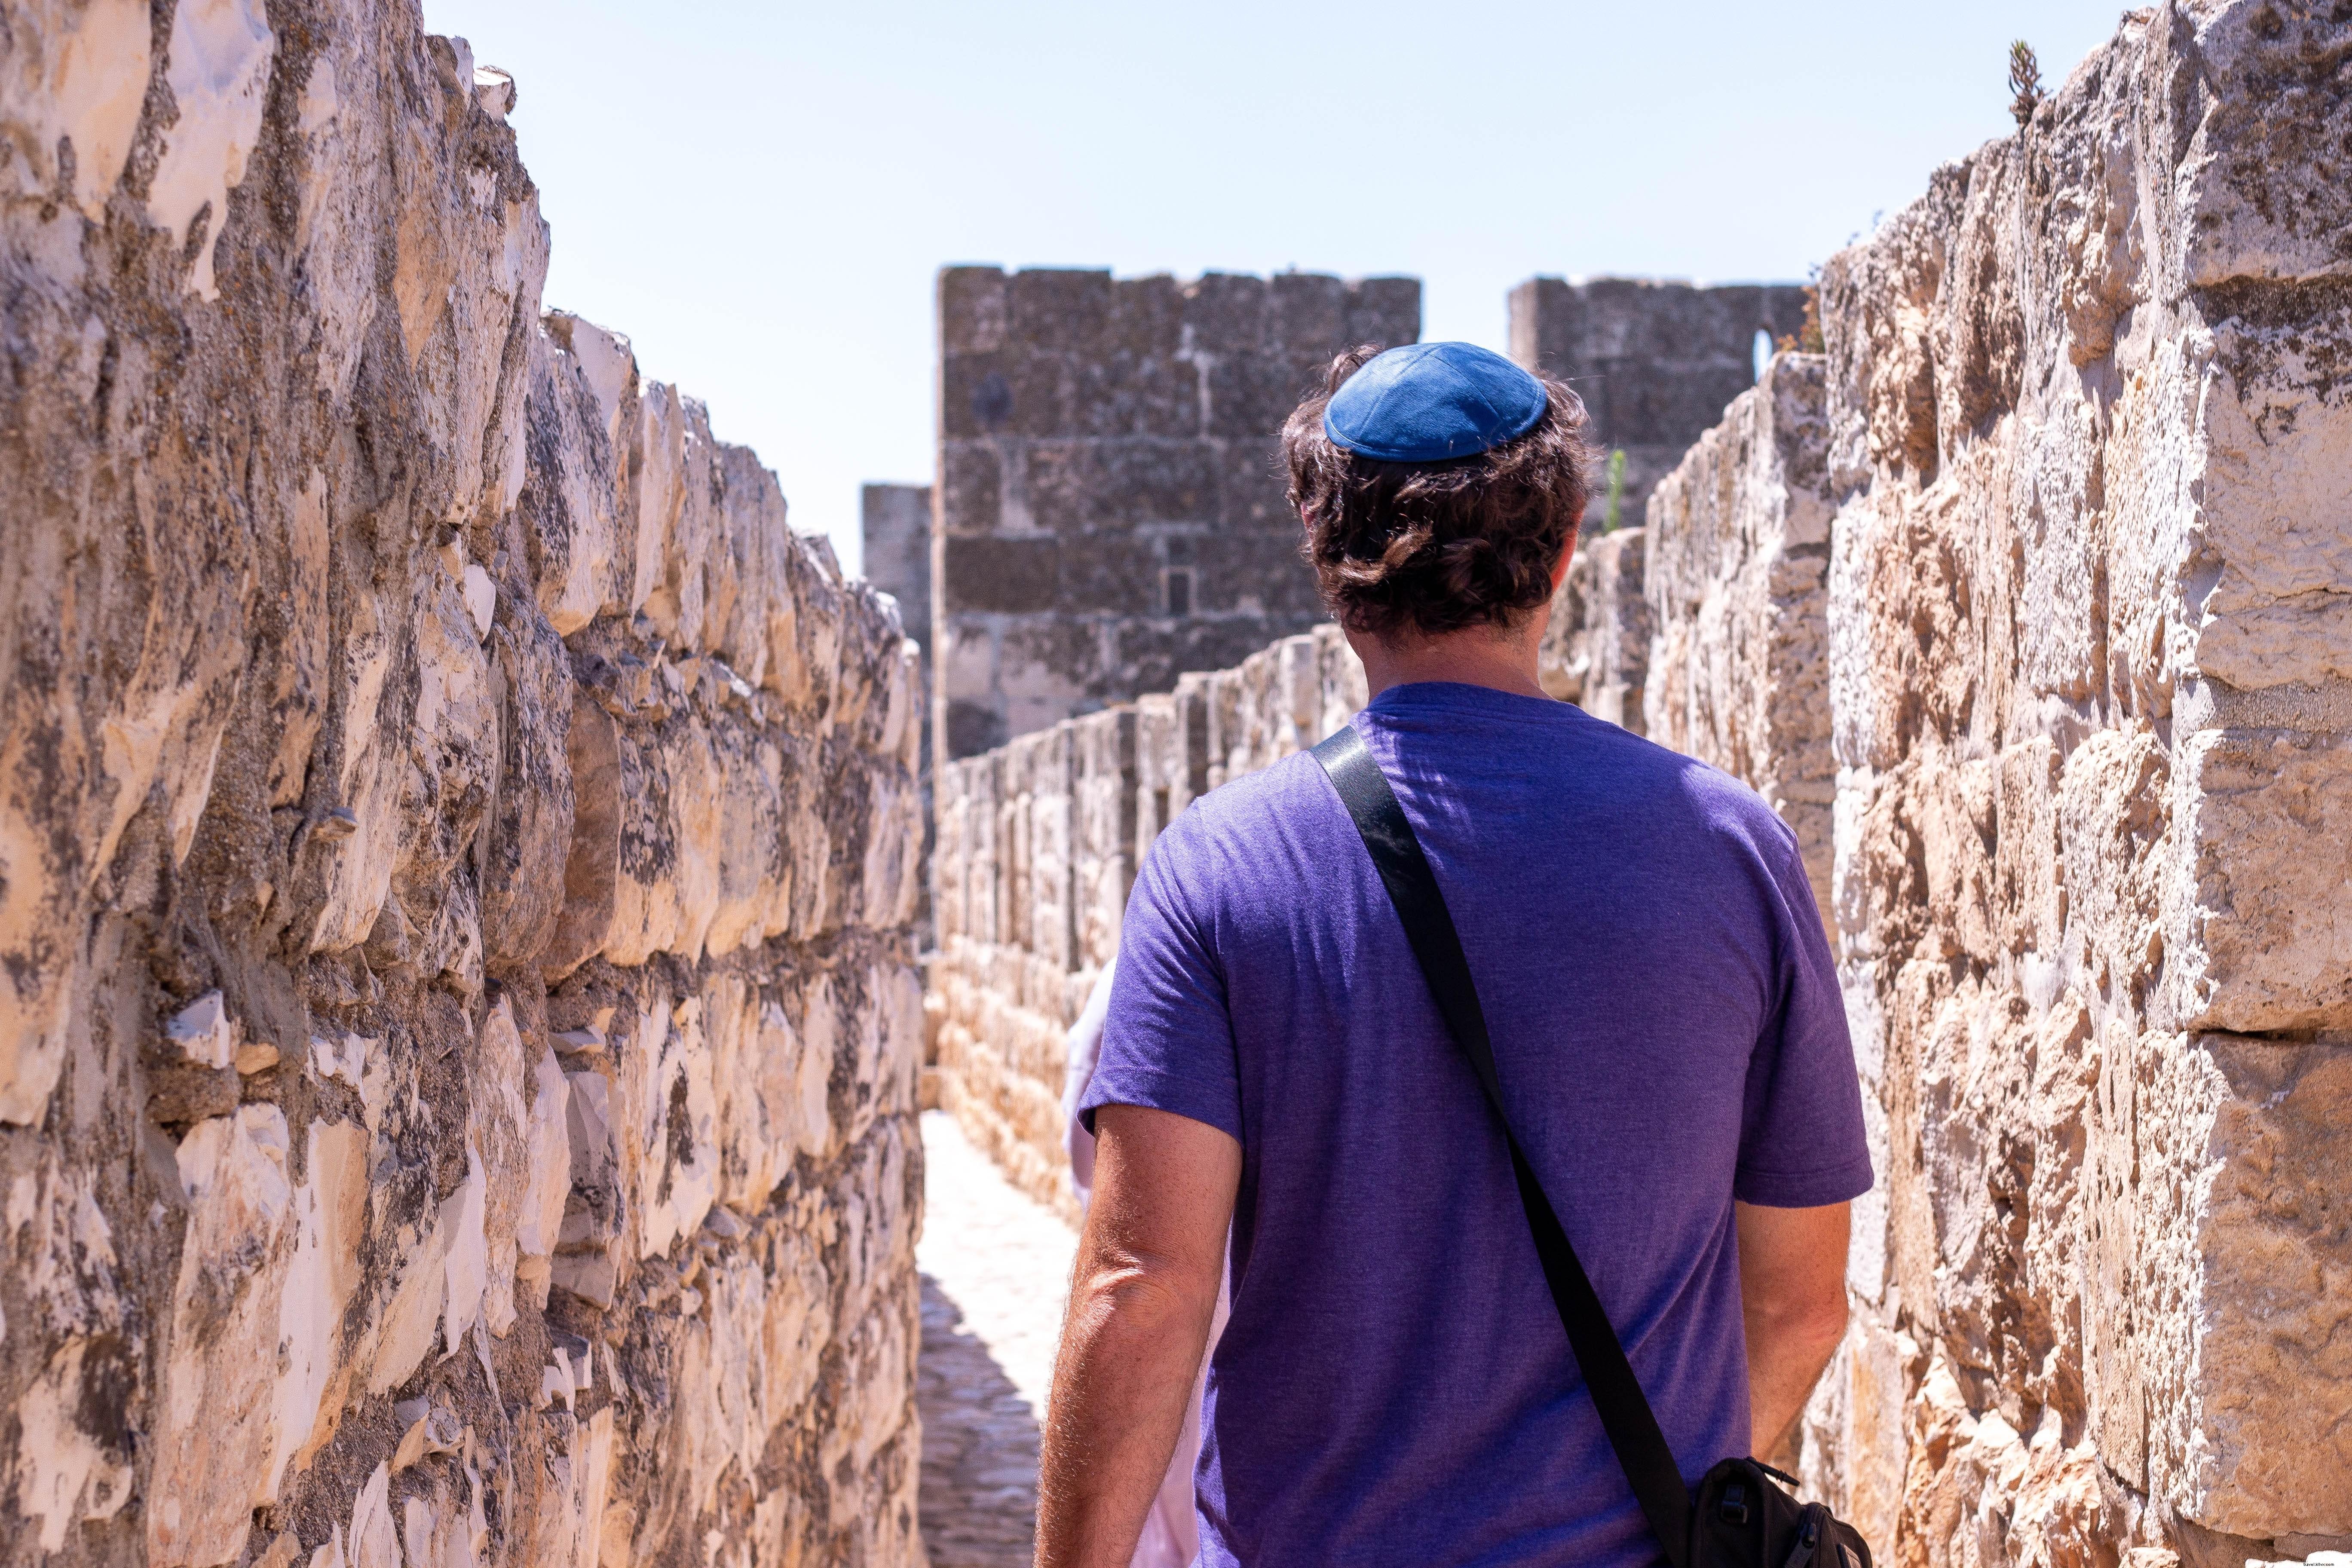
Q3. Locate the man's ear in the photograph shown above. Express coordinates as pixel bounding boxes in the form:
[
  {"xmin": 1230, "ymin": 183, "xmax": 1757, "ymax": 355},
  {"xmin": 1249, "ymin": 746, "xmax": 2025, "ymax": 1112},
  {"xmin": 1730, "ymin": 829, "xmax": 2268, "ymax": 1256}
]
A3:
[{"xmin": 1550, "ymin": 511, "xmax": 1583, "ymax": 595}]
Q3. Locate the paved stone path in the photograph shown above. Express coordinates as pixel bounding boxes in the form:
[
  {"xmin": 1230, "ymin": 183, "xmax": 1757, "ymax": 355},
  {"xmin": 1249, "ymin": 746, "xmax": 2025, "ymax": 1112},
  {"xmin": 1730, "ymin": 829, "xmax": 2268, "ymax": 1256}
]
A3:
[{"xmin": 917, "ymin": 1111, "xmax": 1078, "ymax": 1568}]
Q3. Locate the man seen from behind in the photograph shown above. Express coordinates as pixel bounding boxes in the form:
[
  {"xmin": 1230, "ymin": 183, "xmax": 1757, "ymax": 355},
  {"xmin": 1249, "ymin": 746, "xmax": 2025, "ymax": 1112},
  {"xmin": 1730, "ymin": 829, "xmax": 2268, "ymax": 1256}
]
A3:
[{"xmin": 1037, "ymin": 342, "xmax": 1872, "ymax": 1568}]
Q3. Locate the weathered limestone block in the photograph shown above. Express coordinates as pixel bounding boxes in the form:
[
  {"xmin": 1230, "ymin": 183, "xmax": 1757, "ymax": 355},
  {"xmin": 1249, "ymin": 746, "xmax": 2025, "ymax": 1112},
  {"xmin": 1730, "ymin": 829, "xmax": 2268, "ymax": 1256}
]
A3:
[
  {"xmin": 0, "ymin": 0, "xmax": 153, "ymax": 222},
  {"xmin": 147, "ymin": 1104, "xmax": 301, "ymax": 1567},
  {"xmin": 932, "ymin": 750, "xmax": 998, "ymax": 951},
  {"xmin": 1073, "ymin": 708, "xmax": 1139, "ymax": 973},
  {"xmin": 1021, "ymin": 727, "xmax": 1078, "ymax": 973},
  {"xmin": 1538, "ymin": 527, "xmax": 1652, "ymax": 735},
  {"xmin": 2163, "ymin": 729, "xmax": 2352, "ymax": 1034},
  {"xmin": 521, "ymin": 313, "xmax": 636, "ymax": 640},
  {"xmin": 637, "ymin": 387, "xmax": 724, "ymax": 661},
  {"xmin": 1787, "ymin": 5, "xmax": 2352, "ymax": 1562},
  {"xmin": 1131, "ymin": 677, "xmax": 1211, "ymax": 868},
  {"xmin": 2133, "ymin": 1038, "xmax": 2352, "ymax": 1540},
  {"xmin": 0, "ymin": 6, "xmax": 925, "ymax": 1565},
  {"xmin": 481, "ymin": 608, "xmax": 578, "ymax": 973},
  {"xmin": 1640, "ymin": 352, "xmax": 1836, "ymax": 918}
]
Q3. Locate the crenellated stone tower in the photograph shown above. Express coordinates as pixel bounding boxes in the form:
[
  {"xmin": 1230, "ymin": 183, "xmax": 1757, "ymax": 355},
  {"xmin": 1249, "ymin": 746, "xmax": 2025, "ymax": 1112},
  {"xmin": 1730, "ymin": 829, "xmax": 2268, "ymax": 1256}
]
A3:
[
  {"xmin": 1508, "ymin": 276, "xmax": 1810, "ymax": 526},
  {"xmin": 931, "ymin": 266, "xmax": 1419, "ymax": 760}
]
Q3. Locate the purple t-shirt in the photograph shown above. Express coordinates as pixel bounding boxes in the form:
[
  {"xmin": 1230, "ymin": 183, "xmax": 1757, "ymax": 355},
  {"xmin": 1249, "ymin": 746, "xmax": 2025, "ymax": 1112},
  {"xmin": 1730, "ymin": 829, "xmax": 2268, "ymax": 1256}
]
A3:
[{"xmin": 1080, "ymin": 683, "xmax": 1871, "ymax": 1568}]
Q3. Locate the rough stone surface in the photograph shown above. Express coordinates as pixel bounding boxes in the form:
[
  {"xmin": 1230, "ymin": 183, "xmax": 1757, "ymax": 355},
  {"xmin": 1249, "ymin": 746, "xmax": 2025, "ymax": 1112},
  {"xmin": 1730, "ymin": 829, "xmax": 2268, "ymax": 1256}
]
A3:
[
  {"xmin": 1640, "ymin": 351, "xmax": 1838, "ymax": 923},
  {"xmin": 1544, "ymin": 8, "xmax": 2352, "ymax": 1564},
  {"xmin": 1508, "ymin": 275, "xmax": 1809, "ymax": 526},
  {"xmin": 1537, "ymin": 527, "xmax": 1653, "ymax": 735},
  {"xmin": 0, "ymin": 7, "xmax": 925, "ymax": 1565},
  {"xmin": 932, "ymin": 266, "xmax": 1417, "ymax": 761}
]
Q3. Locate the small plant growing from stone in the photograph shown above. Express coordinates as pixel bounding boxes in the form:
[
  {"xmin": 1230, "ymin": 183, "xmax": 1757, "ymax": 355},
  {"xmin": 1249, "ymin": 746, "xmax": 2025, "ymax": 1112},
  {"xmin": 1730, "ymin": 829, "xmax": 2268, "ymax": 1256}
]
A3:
[
  {"xmin": 1778, "ymin": 283, "xmax": 1826, "ymax": 356},
  {"xmin": 2009, "ymin": 40, "xmax": 2043, "ymax": 127},
  {"xmin": 1602, "ymin": 449, "xmax": 1628, "ymax": 532}
]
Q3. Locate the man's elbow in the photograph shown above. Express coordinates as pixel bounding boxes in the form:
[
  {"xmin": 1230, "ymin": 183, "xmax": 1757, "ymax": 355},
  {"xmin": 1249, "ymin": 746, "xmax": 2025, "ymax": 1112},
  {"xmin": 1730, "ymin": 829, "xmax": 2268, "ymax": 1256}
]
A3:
[
  {"xmin": 1763, "ymin": 1286, "xmax": 1849, "ymax": 1354},
  {"xmin": 1805, "ymin": 1291, "xmax": 1850, "ymax": 1347},
  {"xmin": 1738, "ymin": 1200, "xmax": 1855, "ymax": 1356},
  {"xmin": 1069, "ymin": 1252, "xmax": 1215, "ymax": 1335}
]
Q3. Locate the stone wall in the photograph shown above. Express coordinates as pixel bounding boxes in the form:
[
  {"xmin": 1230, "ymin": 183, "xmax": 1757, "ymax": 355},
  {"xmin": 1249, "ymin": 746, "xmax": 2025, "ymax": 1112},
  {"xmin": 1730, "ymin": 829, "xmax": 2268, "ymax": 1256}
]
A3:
[
  {"xmin": 861, "ymin": 484, "xmax": 933, "ymax": 664},
  {"xmin": 1508, "ymin": 275, "xmax": 1810, "ymax": 526},
  {"xmin": 1639, "ymin": 351, "xmax": 1838, "ymax": 928},
  {"xmin": 1814, "ymin": 6, "xmax": 2352, "ymax": 1559},
  {"xmin": 0, "ymin": 5, "xmax": 926, "ymax": 1566},
  {"xmin": 926, "ymin": 627, "xmax": 1365, "ymax": 1217},
  {"xmin": 1570, "ymin": 7, "xmax": 2352, "ymax": 1562},
  {"xmin": 1537, "ymin": 527, "xmax": 1654, "ymax": 735},
  {"xmin": 933, "ymin": 265, "xmax": 1416, "ymax": 762}
]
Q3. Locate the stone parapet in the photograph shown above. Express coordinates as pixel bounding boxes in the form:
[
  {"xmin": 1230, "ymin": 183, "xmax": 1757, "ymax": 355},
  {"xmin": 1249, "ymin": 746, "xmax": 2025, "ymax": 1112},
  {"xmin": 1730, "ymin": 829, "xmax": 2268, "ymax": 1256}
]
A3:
[
  {"xmin": 1804, "ymin": 2, "xmax": 2352, "ymax": 1555},
  {"xmin": 0, "ymin": 9, "xmax": 923, "ymax": 1567},
  {"xmin": 1639, "ymin": 351, "xmax": 1837, "ymax": 924},
  {"xmin": 926, "ymin": 628, "xmax": 1364, "ymax": 1216}
]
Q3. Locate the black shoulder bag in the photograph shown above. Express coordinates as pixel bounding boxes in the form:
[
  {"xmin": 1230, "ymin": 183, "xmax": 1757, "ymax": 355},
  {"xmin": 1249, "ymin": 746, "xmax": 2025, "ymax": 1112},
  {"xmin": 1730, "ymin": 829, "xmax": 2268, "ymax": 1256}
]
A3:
[{"xmin": 1312, "ymin": 726, "xmax": 1872, "ymax": 1568}]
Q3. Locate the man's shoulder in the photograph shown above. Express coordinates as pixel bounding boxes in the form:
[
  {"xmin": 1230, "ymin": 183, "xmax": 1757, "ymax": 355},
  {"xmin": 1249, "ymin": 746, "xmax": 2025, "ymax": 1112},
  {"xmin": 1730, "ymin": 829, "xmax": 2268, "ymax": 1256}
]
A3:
[
  {"xmin": 1158, "ymin": 749, "xmax": 1334, "ymax": 855},
  {"xmin": 1127, "ymin": 751, "xmax": 1338, "ymax": 938},
  {"xmin": 1375, "ymin": 700, "xmax": 1801, "ymax": 879},
  {"xmin": 1148, "ymin": 715, "xmax": 1798, "ymax": 880},
  {"xmin": 1576, "ymin": 719, "xmax": 1800, "ymax": 854}
]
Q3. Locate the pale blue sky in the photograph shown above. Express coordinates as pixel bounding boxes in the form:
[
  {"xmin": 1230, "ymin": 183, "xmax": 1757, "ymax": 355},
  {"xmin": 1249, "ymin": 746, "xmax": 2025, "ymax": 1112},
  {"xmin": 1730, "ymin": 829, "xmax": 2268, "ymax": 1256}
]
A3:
[{"xmin": 420, "ymin": 1, "xmax": 2127, "ymax": 575}]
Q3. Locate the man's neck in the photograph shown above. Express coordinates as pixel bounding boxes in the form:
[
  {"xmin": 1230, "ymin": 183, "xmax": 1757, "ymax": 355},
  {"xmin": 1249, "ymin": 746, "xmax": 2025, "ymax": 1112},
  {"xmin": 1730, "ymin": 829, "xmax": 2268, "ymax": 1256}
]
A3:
[{"xmin": 1344, "ymin": 618, "xmax": 1551, "ymax": 702}]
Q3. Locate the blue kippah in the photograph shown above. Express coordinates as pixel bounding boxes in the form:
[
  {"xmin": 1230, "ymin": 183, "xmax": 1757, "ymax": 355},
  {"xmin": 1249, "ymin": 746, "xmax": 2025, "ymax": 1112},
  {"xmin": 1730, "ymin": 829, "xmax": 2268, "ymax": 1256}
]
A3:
[{"xmin": 1323, "ymin": 341, "xmax": 1548, "ymax": 462}]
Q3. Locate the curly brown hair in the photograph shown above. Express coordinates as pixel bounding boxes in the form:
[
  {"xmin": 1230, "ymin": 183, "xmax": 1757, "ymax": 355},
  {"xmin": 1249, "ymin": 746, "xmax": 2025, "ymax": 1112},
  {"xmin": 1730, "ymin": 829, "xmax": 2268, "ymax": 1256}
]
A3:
[{"xmin": 1282, "ymin": 345, "xmax": 1596, "ymax": 638}]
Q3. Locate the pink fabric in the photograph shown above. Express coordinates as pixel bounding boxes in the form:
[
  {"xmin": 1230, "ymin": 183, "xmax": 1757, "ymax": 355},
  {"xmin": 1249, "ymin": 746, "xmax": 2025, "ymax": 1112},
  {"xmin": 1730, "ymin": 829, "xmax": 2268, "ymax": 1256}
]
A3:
[{"xmin": 1063, "ymin": 960, "xmax": 1223, "ymax": 1568}]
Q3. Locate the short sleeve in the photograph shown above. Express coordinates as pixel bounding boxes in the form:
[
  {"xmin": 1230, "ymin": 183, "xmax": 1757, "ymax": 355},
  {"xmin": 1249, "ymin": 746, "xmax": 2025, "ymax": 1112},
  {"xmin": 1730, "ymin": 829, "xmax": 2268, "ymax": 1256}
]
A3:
[
  {"xmin": 1077, "ymin": 827, "xmax": 1243, "ymax": 1142},
  {"xmin": 1734, "ymin": 839, "xmax": 1874, "ymax": 1207}
]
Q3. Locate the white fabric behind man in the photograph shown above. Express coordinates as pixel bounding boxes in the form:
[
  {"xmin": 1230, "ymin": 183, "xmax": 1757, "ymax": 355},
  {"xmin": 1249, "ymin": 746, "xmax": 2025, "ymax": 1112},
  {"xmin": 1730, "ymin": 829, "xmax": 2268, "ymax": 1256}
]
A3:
[{"xmin": 1062, "ymin": 958, "xmax": 1225, "ymax": 1568}]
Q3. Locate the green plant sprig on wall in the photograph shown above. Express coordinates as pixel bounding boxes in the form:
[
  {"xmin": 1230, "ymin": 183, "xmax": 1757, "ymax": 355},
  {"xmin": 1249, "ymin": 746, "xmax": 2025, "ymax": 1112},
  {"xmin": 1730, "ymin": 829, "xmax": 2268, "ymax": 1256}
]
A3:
[{"xmin": 2009, "ymin": 40, "xmax": 2043, "ymax": 127}]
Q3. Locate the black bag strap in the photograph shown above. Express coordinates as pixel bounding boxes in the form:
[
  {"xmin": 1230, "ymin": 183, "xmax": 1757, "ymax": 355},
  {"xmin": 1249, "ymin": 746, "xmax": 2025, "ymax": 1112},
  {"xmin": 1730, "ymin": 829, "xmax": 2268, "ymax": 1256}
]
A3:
[{"xmin": 1312, "ymin": 723, "xmax": 1694, "ymax": 1568}]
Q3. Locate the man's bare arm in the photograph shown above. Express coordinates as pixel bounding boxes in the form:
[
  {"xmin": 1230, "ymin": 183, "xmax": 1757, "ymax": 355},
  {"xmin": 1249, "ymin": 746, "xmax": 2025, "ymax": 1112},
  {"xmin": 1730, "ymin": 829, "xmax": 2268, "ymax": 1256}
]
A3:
[
  {"xmin": 1736, "ymin": 1199, "xmax": 1850, "ymax": 1458},
  {"xmin": 1037, "ymin": 1105, "xmax": 1240, "ymax": 1568}
]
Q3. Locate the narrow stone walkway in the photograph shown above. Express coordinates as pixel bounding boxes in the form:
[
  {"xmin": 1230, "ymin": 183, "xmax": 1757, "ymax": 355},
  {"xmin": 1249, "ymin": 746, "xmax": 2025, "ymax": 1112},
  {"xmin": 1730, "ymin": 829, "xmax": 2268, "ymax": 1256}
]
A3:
[{"xmin": 917, "ymin": 1110, "xmax": 1079, "ymax": 1568}]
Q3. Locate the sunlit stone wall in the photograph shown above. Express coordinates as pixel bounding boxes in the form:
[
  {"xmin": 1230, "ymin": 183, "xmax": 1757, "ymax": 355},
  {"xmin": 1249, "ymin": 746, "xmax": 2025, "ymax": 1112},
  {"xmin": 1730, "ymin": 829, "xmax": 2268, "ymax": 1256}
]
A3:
[
  {"xmin": 0, "ymin": 3, "xmax": 925, "ymax": 1563},
  {"xmin": 1600, "ymin": 8, "xmax": 2352, "ymax": 1562},
  {"xmin": 926, "ymin": 627, "xmax": 1364, "ymax": 1219}
]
